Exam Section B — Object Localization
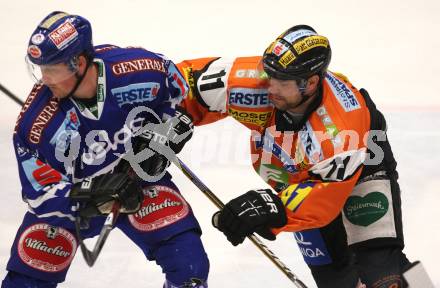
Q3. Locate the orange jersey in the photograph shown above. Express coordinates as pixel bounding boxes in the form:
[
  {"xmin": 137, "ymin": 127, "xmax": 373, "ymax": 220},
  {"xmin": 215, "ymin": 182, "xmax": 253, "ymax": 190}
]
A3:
[{"xmin": 177, "ymin": 57, "xmax": 372, "ymax": 234}]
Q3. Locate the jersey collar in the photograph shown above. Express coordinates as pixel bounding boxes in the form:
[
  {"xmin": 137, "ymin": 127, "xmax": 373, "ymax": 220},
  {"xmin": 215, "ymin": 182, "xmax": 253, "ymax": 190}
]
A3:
[{"xmin": 70, "ymin": 58, "xmax": 106, "ymax": 120}]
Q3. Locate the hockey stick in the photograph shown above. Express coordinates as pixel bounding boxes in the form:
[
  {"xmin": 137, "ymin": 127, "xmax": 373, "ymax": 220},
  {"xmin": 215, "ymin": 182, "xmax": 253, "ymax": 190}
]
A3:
[
  {"xmin": 0, "ymin": 83, "xmax": 25, "ymax": 106},
  {"xmin": 74, "ymin": 202, "xmax": 121, "ymax": 267},
  {"xmin": 73, "ymin": 156, "xmax": 138, "ymax": 267},
  {"xmin": 3, "ymin": 83, "xmax": 307, "ymax": 285},
  {"xmin": 171, "ymin": 158, "xmax": 308, "ymax": 288},
  {"xmin": 1, "ymin": 83, "xmax": 121, "ymax": 267}
]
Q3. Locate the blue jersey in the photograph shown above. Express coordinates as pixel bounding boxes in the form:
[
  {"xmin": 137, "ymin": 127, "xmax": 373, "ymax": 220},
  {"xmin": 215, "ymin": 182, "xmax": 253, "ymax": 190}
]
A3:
[{"xmin": 13, "ymin": 45, "xmax": 189, "ymax": 225}]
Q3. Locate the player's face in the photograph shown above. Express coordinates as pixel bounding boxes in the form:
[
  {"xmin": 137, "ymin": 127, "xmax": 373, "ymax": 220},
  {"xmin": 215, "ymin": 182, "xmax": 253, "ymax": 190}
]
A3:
[
  {"xmin": 267, "ymin": 78, "xmax": 303, "ymax": 111},
  {"xmin": 40, "ymin": 63, "xmax": 78, "ymax": 99}
]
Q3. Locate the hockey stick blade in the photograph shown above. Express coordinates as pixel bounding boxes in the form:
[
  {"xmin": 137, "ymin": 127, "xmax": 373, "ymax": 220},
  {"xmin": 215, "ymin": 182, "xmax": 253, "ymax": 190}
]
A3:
[
  {"xmin": 75, "ymin": 202, "xmax": 121, "ymax": 267},
  {"xmin": 172, "ymin": 157, "xmax": 308, "ymax": 288}
]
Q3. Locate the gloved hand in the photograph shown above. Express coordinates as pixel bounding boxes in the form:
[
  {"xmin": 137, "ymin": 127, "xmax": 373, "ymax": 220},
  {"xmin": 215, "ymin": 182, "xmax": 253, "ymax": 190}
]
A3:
[
  {"xmin": 133, "ymin": 131, "xmax": 171, "ymax": 177},
  {"xmin": 168, "ymin": 106, "xmax": 194, "ymax": 154},
  {"xmin": 212, "ymin": 189, "xmax": 287, "ymax": 246},
  {"xmin": 70, "ymin": 172, "xmax": 144, "ymax": 218},
  {"xmin": 133, "ymin": 106, "xmax": 194, "ymax": 177}
]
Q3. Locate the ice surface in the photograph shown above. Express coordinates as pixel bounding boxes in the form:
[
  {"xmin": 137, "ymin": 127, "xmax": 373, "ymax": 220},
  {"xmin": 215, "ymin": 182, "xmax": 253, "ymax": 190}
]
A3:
[{"xmin": 1, "ymin": 1, "xmax": 439, "ymax": 286}]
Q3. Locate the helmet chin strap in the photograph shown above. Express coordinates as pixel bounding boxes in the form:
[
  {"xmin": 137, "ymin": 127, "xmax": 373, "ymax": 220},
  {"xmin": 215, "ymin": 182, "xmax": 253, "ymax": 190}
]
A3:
[
  {"xmin": 65, "ymin": 57, "xmax": 92, "ymax": 99},
  {"xmin": 289, "ymin": 79, "xmax": 310, "ymax": 109}
]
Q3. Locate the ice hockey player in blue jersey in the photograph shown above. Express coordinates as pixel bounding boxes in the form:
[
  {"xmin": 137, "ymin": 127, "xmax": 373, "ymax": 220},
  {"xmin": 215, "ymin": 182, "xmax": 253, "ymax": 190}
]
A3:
[{"xmin": 2, "ymin": 11, "xmax": 209, "ymax": 288}]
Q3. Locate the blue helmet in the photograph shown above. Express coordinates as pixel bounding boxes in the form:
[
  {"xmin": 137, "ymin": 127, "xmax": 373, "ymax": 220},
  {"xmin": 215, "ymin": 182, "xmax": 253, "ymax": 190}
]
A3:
[{"xmin": 27, "ymin": 11, "xmax": 94, "ymax": 66}]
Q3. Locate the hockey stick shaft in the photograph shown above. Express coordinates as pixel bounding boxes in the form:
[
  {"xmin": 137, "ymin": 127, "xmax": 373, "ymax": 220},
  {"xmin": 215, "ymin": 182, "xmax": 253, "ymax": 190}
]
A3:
[
  {"xmin": 75, "ymin": 202, "xmax": 121, "ymax": 267},
  {"xmin": 0, "ymin": 83, "xmax": 26, "ymax": 106},
  {"xmin": 3, "ymin": 83, "xmax": 307, "ymax": 286},
  {"xmin": 172, "ymin": 158, "xmax": 308, "ymax": 288}
]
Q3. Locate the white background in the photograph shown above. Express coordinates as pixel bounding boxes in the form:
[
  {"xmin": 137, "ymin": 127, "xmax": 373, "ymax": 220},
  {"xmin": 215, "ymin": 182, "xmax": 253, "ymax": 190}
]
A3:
[{"xmin": 1, "ymin": 1, "xmax": 439, "ymax": 287}]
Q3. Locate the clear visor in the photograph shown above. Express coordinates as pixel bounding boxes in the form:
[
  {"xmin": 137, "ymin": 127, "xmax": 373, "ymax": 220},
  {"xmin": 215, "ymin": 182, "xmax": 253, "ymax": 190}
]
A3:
[{"xmin": 25, "ymin": 56, "xmax": 79, "ymax": 85}]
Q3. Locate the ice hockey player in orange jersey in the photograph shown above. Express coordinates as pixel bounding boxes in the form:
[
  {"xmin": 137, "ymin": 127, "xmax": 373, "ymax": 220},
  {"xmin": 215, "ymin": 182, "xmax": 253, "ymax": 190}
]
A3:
[{"xmin": 177, "ymin": 25, "xmax": 433, "ymax": 288}]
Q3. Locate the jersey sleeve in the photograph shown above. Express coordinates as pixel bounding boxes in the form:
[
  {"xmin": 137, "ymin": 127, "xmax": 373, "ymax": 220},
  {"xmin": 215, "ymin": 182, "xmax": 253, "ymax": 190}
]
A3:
[
  {"xmin": 155, "ymin": 57, "xmax": 190, "ymax": 120},
  {"xmin": 178, "ymin": 56, "xmax": 273, "ymax": 130},
  {"xmin": 13, "ymin": 131, "xmax": 77, "ymax": 225},
  {"xmin": 273, "ymin": 148, "xmax": 366, "ymax": 234},
  {"xmin": 177, "ymin": 57, "xmax": 231, "ymax": 126}
]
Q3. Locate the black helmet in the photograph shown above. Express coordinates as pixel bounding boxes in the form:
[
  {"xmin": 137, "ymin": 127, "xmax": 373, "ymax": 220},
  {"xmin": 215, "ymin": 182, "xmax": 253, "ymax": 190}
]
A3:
[{"xmin": 263, "ymin": 25, "xmax": 331, "ymax": 81}]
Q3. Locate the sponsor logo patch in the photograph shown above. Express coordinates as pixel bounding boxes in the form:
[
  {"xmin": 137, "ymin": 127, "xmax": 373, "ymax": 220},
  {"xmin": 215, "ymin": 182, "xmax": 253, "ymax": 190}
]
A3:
[
  {"xmin": 28, "ymin": 45, "xmax": 42, "ymax": 58},
  {"xmin": 31, "ymin": 33, "xmax": 45, "ymax": 45},
  {"xmin": 258, "ymin": 164, "xmax": 289, "ymax": 184},
  {"xmin": 229, "ymin": 88, "xmax": 270, "ymax": 108},
  {"xmin": 279, "ymin": 50, "xmax": 296, "ymax": 68},
  {"xmin": 168, "ymin": 63, "xmax": 188, "ymax": 97},
  {"xmin": 16, "ymin": 143, "xmax": 31, "ymax": 158},
  {"xmin": 316, "ymin": 105, "xmax": 342, "ymax": 147},
  {"xmin": 272, "ymin": 42, "xmax": 289, "ymax": 56},
  {"xmin": 22, "ymin": 159, "xmax": 63, "ymax": 191},
  {"xmin": 39, "ymin": 12, "xmax": 68, "ymax": 29},
  {"xmin": 293, "ymin": 230, "xmax": 332, "ymax": 266},
  {"xmin": 283, "ymin": 29, "xmax": 317, "ymax": 43},
  {"xmin": 254, "ymin": 130, "xmax": 297, "ymax": 174},
  {"xmin": 229, "ymin": 108, "xmax": 271, "ymax": 127},
  {"xmin": 344, "ymin": 191, "xmax": 389, "ymax": 227},
  {"xmin": 14, "ymin": 84, "xmax": 43, "ymax": 134},
  {"xmin": 49, "ymin": 22, "xmax": 78, "ymax": 50},
  {"xmin": 293, "ymin": 35, "xmax": 329, "ymax": 55},
  {"xmin": 181, "ymin": 66, "xmax": 195, "ymax": 99},
  {"xmin": 18, "ymin": 224, "xmax": 77, "ymax": 272},
  {"xmin": 50, "ymin": 108, "xmax": 80, "ymax": 154},
  {"xmin": 342, "ymin": 180, "xmax": 396, "ymax": 245},
  {"xmin": 111, "ymin": 58, "xmax": 166, "ymax": 75},
  {"xmin": 111, "ymin": 82, "xmax": 160, "ymax": 106},
  {"xmin": 325, "ymin": 72, "xmax": 360, "ymax": 112},
  {"xmin": 128, "ymin": 186, "xmax": 189, "ymax": 231},
  {"xmin": 29, "ymin": 97, "xmax": 59, "ymax": 144},
  {"xmin": 298, "ymin": 122, "xmax": 323, "ymax": 163},
  {"xmin": 234, "ymin": 69, "xmax": 261, "ymax": 79}
]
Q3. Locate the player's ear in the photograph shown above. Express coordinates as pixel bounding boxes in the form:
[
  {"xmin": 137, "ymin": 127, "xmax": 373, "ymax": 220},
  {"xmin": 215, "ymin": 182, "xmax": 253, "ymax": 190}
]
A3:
[
  {"xmin": 77, "ymin": 54, "xmax": 88, "ymax": 72},
  {"xmin": 306, "ymin": 75, "xmax": 320, "ymax": 91}
]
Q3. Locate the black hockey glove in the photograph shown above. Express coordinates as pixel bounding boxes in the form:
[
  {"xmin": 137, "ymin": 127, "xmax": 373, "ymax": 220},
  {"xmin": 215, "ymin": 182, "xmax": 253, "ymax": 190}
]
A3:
[
  {"xmin": 168, "ymin": 106, "xmax": 194, "ymax": 154},
  {"xmin": 70, "ymin": 172, "xmax": 144, "ymax": 218},
  {"xmin": 133, "ymin": 107, "xmax": 194, "ymax": 177},
  {"xmin": 133, "ymin": 131, "xmax": 171, "ymax": 177},
  {"xmin": 212, "ymin": 189, "xmax": 287, "ymax": 246}
]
